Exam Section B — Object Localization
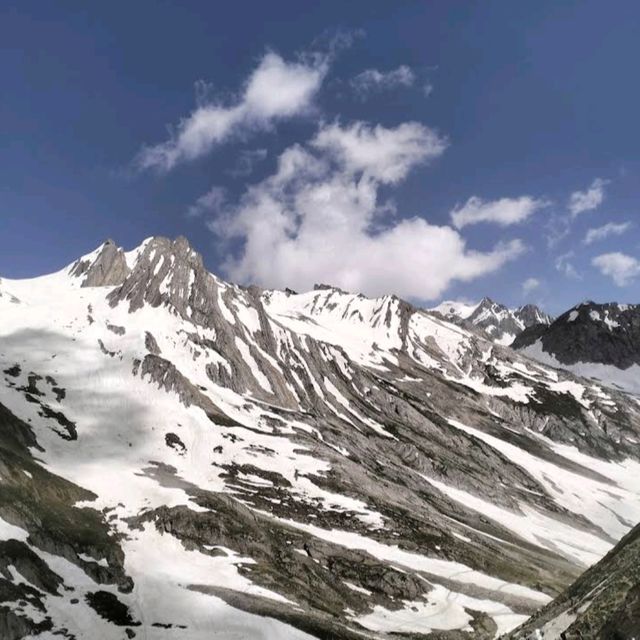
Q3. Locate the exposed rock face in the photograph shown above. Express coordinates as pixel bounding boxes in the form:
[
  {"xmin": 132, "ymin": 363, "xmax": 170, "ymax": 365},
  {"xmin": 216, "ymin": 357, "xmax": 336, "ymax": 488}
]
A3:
[
  {"xmin": 505, "ymin": 521, "xmax": 640, "ymax": 639},
  {"xmin": 1, "ymin": 236, "xmax": 639, "ymax": 639},
  {"xmin": 512, "ymin": 302, "xmax": 640, "ymax": 395},
  {"xmin": 516, "ymin": 304, "xmax": 553, "ymax": 329},
  {"xmin": 513, "ymin": 302, "xmax": 640, "ymax": 369},
  {"xmin": 70, "ymin": 239, "xmax": 130, "ymax": 287},
  {"xmin": 432, "ymin": 297, "xmax": 552, "ymax": 346},
  {"xmin": 0, "ymin": 402, "xmax": 132, "ymax": 637}
]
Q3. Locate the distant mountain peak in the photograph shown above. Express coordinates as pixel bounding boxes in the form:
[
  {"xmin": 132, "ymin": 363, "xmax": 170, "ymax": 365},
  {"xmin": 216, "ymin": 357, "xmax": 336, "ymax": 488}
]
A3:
[
  {"xmin": 430, "ymin": 297, "xmax": 552, "ymax": 346},
  {"xmin": 513, "ymin": 300, "xmax": 640, "ymax": 394}
]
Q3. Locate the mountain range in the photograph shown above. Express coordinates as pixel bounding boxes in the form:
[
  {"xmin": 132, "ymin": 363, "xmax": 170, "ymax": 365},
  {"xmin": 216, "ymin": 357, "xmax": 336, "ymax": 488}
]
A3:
[
  {"xmin": 430, "ymin": 298, "xmax": 553, "ymax": 346},
  {"xmin": 1, "ymin": 236, "xmax": 639, "ymax": 639}
]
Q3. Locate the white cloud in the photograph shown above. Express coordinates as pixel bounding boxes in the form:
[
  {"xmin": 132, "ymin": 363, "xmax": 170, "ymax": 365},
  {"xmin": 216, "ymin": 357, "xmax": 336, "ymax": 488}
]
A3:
[
  {"xmin": 208, "ymin": 121, "xmax": 524, "ymax": 300},
  {"xmin": 312, "ymin": 121, "xmax": 447, "ymax": 183},
  {"xmin": 568, "ymin": 178, "xmax": 608, "ymax": 217},
  {"xmin": 555, "ymin": 251, "xmax": 581, "ymax": 280},
  {"xmin": 522, "ymin": 277, "xmax": 541, "ymax": 296},
  {"xmin": 450, "ymin": 196, "xmax": 546, "ymax": 229},
  {"xmin": 187, "ymin": 186, "xmax": 226, "ymax": 218},
  {"xmin": 592, "ymin": 252, "xmax": 640, "ymax": 286},
  {"xmin": 583, "ymin": 221, "xmax": 631, "ymax": 245},
  {"xmin": 137, "ymin": 52, "xmax": 327, "ymax": 171},
  {"xmin": 351, "ymin": 66, "xmax": 415, "ymax": 96},
  {"xmin": 423, "ymin": 82, "xmax": 434, "ymax": 98}
]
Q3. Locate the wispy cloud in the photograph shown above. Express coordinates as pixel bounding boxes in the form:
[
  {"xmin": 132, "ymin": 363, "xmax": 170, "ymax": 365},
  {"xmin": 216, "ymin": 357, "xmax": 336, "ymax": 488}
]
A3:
[
  {"xmin": 204, "ymin": 121, "xmax": 524, "ymax": 300},
  {"xmin": 545, "ymin": 214, "xmax": 571, "ymax": 248},
  {"xmin": 592, "ymin": 252, "xmax": 640, "ymax": 286},
  {"xmin": 522, "ymin": 277, "xmax": 541, "ymax": 296},
  {"xmin": 555, "ymin": 251, "xmax": 581, "ymax": 280},
  {"xmin": 187, "ymin": 186, "xmax": 226, "ymax": 218},
  {"xmin": 312, "ymin": 27, "xmax": 365, "ymax": 57},
  {"xmin": 351, "ymin": 65, "xmax": 415, "ymax": 97},
  {"xmin": 583, "ymin": 221, "xmax": 631, "ymax": 245},
  {"xmin": 137, "ymin": 52, "xmax": 327, "ymax": 171},
  {"xmin": 451, "ymin": 196, "xmax": 547, "ymax": 229},
  {"xmin": 568, "ymin": 178, "xmax": 608, "ymax": 217}
]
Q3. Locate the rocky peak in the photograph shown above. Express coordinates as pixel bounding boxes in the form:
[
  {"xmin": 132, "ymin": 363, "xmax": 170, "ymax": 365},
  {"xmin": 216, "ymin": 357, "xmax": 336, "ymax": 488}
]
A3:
[
  {"xmin": 69, "ymin": 239, "xmax": 130, "ymax": 287},
  {"xmin": 513, "ymin": 300, "xmax": 640, "ymax": 370},
  {"xmin": 106, "ymin": 236, "xmax": 212, "ymax": 318},
  {"xmin": 468, "ymin": 297, "xmax": 509, "ymax": 320},
  {"xmin": 515, "ymin": 304, "xmax": 553, "ymax": 328},
  {"xmin": 313, "ymin": 283, "xmax": 348, "ymax": 294},
  {"xmin": 477, "ymin": 296, "xmax": 496, "ymax": 308},
  {"xmin": 431, "ymin": 297, "xmax": 552, "ymax": 347}
]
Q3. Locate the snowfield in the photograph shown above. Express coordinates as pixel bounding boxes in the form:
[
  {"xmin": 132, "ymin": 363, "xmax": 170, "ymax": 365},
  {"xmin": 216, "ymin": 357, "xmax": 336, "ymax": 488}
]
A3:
[{"xmin": 1, "ymin": 237, "xmax": 639, "ymax": 640}]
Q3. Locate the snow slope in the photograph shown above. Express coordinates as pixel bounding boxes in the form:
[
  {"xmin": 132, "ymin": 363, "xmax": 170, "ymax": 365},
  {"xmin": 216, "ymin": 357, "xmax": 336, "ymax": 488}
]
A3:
[{"xmin": 1, "ymin": 236, "xmax": 639, "ymax": 640}]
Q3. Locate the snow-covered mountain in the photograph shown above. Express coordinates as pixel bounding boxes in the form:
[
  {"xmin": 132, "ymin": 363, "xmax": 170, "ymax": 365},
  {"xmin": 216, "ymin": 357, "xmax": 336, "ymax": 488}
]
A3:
[
  {"xmin": 513, "ymin": 301, "xmax": 640, "ymax": 396},
  {"xmin": 1, "ymin": 236, "xmax": 639, "ymax": 640},
  {"xmin": 431, "ymin": 297, "xmax": 552, "ymax": 346}
]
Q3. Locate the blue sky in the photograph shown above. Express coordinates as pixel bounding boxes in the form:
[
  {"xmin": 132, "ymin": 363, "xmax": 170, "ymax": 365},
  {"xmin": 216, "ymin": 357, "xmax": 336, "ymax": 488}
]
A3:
[{"xmin": 1, "ymin": 1, "xmax": 639, "ymax": 313}]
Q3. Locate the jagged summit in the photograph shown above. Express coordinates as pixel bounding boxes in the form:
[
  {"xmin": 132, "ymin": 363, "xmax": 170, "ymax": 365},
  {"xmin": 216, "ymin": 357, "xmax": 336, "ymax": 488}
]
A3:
[
  {"xmin": 69, "ymin": 238, "xmax": 130, "ymax": 287},
  {"xmin": 430, "ymin": 297, "xmax": 552, "ymax": 346}
]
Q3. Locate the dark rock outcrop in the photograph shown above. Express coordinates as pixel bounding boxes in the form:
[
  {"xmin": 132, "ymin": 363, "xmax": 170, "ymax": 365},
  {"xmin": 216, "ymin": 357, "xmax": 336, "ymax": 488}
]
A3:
[
  {"xmin": 506, "ymin": 521, "xmax": 640, "ymax": 639},
  {"xmin": 513, "ymin": 302, "xmax": 640, "ymax": 369}
]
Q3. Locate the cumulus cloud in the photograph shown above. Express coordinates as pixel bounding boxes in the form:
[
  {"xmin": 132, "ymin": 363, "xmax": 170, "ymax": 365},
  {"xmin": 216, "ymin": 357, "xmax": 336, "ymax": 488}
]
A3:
[
  {"xmin": 207, "ymin": 121, "xmax": 524, "ymax": 300},
  {"xmin": 451, "ymin": 196, "xmax": 546, "ymax": 229},
  {"xmin": 568, "ymin": 178, "xmax": 608, "ymax": 217},
  {"xmin": 312, "ymin": 121, "xmax": 447, "ymax": 183},
  {"xmin": 522, "ymin": 277, "xmax": 541, "ymax": 296},
  {"xmin": 351, "ymin": 66, "xmax": 415, "ymax": 96},
  {"xmin": 583, "ymin": 221, "xmax": 631, "ymax": 245},
  {"xmin": 137, "ymin": 52, "xmax": 327, "ymax": 171},
  {"xmin": 592, "ymin": 252, "xmax": 640, "ymax": 286},
  {"xmin": 187, "ymin": 186, "xmax": 226, "ymax": 218}
]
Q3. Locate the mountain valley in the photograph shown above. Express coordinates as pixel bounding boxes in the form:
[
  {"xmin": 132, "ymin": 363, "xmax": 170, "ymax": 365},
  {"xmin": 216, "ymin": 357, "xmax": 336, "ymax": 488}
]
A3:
[{"xmin": 0, "ymin": 236, "xmax": 639, "ymax": 639}]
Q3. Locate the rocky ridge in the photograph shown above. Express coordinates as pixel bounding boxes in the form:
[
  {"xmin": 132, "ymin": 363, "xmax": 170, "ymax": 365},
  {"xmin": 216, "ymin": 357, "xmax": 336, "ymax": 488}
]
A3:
[
  {"xmin": 431, "ymin": 298, "xmax": 552, "ymax": 346},
  {"xmin": 513, "ymin": 301, "xmax": 640, "ymax": 395},
  {"xmin": 0, "ymin": 236, "xmax": 639, "ymax": 639}
]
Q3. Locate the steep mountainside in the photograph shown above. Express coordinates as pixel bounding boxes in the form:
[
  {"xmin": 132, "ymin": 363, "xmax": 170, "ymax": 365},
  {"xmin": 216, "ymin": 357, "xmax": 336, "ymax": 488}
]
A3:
[
  {"xmin": 513, "ymin": 302, "xmax": 640, "ymax": 395},
  {"xmin": 505, "ymin": 521, "xmax": 640, "ymax": 639},
  {"xmin": 1, "ymin": 237, "xmax": 639, "ymax": 639},
  {"xmin": 431, "ymin": 298, "xmax": 552, "ymax": 346}
]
